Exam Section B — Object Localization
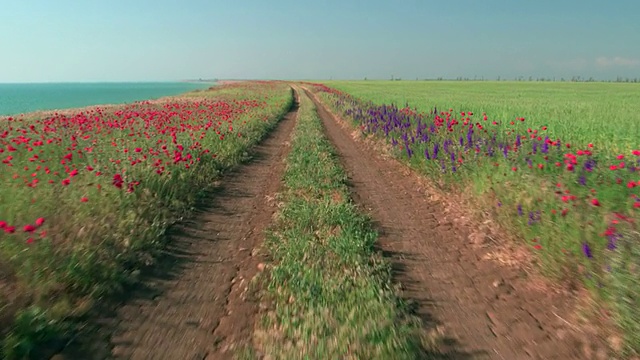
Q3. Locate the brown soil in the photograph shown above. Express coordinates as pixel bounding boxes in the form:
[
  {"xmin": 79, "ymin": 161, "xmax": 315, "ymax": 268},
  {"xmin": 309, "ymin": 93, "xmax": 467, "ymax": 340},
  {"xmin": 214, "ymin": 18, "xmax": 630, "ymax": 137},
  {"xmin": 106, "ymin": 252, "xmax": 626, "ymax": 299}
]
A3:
[
  {"xmin": 304, "ymin": 88, "xmax": 610, "ymax": 360},
  {"xmin": 57, "ymin": 91, "xmax": 299, "ymax": 360}
]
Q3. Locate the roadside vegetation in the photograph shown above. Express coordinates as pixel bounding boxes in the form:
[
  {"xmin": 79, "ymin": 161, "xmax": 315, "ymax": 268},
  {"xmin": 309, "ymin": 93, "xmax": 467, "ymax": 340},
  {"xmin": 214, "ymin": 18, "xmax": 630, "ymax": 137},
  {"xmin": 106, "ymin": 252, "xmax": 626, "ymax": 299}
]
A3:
[
  {"xmin": 311, "ymin": 81, "xmax": 640, "ymax": 356},
  {"xmin": 0, "ymin": 81, "xmax": 293, "ymax": 359}
]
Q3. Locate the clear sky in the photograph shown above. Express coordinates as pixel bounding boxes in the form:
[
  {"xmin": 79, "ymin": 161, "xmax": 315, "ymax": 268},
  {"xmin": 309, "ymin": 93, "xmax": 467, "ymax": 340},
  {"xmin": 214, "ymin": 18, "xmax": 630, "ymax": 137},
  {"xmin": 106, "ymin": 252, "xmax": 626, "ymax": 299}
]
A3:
[{"xmin": 1, "ymin": 0, "xmax": 639, "ymax": 82}]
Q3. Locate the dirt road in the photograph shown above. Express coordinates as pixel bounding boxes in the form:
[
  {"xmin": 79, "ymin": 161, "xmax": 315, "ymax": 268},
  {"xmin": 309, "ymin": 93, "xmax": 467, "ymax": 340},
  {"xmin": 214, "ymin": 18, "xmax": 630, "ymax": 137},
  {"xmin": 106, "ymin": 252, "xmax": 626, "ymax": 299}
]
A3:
[
  {"xmin": 62, "ymin": 90, "xmax": 299, "ymax": 360},
  {"xmin": 304, "ymin": 88, "xmax": 607, "ymax": 360}
]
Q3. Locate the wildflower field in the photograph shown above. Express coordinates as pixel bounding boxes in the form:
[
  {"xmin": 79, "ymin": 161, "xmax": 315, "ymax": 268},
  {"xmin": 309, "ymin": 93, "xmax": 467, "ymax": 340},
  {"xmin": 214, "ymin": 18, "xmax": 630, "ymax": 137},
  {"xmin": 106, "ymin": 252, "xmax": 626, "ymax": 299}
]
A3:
[
  {"xmin": 0, "ymin": 81, "xmax": 293, "ymax": 358},
  {"xmin": 311, "ymin": 80, "xmax": 640, "ymax": 354}
]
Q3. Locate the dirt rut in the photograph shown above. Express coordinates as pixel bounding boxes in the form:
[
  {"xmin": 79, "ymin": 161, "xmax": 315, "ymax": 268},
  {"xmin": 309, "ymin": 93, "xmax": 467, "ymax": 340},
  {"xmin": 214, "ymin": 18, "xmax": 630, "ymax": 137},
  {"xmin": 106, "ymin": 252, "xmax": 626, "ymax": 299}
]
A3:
[
  {"xmin": 305, "ymin": 89, "xmax": 607, "ymax": 360},
  {"xmin": 70, "ymin": 90, "xmax": 299, "ymax": 360}
]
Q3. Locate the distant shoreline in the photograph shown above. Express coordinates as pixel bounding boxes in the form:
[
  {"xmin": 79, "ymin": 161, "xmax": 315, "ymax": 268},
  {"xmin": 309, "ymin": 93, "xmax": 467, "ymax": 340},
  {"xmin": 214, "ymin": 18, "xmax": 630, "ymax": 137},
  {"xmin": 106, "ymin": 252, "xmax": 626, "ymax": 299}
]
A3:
[
  {"xmin": 0, "ymin": 82, "xmax": 216, "ymax": 117},
  {"xmin": 1, "ymin": 92, "xmax": 214, "ymax": 120},
  {"xmin": 0, "ymin": 81, "xmax": 218, "ymax": 85}
]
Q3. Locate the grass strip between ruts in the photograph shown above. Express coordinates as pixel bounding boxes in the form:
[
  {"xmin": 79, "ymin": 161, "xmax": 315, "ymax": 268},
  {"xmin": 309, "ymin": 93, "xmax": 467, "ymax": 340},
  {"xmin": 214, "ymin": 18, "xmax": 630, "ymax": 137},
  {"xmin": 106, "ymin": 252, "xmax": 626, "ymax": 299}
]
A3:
[{"xmin": 253, "ymin": 90, "xmax": 426, "ymax": 359}]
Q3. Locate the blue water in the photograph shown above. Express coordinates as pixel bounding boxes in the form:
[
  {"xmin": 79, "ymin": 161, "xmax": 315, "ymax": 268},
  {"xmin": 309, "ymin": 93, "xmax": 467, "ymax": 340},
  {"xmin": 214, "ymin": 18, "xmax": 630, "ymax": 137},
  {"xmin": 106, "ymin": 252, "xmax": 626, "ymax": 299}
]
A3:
[{"xmin": 0, "ymin": 82, "xmax": 215, "ymax": 116}]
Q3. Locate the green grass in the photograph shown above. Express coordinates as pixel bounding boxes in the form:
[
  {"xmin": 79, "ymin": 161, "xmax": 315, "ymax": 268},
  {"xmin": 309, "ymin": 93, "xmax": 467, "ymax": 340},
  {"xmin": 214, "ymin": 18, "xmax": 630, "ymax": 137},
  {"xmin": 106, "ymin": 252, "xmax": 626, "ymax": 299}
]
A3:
[
  {"xmin": 254, "ymin": 90, "xmax": 428, "ymax": 359},
  {"xmin": 323, "ymin": 81, "xmax": 640, "ymax": 156},
  {"xmin": 311, "ymin": 81, "xmax": 640, "ymax": 356},
  {"xmin": 0, "ymin": 81, "xmax": 293, "ymax": 359}
]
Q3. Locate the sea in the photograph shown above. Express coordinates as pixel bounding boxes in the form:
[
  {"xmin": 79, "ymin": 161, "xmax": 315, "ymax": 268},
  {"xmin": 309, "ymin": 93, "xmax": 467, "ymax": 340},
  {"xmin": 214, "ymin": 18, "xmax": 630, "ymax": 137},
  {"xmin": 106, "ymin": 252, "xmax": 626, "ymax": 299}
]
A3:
[{"xmin": 0, "ymin": 82, "xmax": 215, "ymax": 116}]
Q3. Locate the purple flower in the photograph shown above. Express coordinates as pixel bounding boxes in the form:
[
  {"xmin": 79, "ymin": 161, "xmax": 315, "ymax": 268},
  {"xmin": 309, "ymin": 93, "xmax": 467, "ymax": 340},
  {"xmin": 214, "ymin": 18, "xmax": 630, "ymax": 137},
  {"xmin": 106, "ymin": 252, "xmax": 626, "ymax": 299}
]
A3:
[
  {"xmin": 584, "ymin": 158, "xmax": 596, "ymax": 172},
  {"xmin": 607, "ymin": 233, "xmax": 620, "ymax": 250},
  {"xmin": 516, "ymin": 135, "xmax": 521, "ymax": 147},
  {"xmin": 541, "ymin": 137, "xmax": 549, "ymax": 154},
  {"xmin": 582, "ymin": 242, "xmax": 593, "ymax": 259},
  {"xmin": 517, "ymin": 204, "xmax": 523, "ymax": 216},
  {"xmin": 579, "ymin": 175, "xmax": 587, "ymax": 186},
  {"xmin": 528, "ymin": 211, "xmax": 541, "ymax": 225},
  {"xmin": 405, "ymin": 144, "xmax": 413, "ymax": 159}
]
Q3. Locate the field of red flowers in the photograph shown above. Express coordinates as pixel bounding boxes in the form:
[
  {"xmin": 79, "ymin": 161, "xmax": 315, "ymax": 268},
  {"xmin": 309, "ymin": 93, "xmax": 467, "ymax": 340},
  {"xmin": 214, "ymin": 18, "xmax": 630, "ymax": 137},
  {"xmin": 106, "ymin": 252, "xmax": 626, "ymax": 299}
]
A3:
[
  {"xmin": 0, "ymin": 81, "xmax": 292, "ymax": 357},
  {"xmin": 310, "ymin": 82, "xmax": 640, "ymax": 355}
]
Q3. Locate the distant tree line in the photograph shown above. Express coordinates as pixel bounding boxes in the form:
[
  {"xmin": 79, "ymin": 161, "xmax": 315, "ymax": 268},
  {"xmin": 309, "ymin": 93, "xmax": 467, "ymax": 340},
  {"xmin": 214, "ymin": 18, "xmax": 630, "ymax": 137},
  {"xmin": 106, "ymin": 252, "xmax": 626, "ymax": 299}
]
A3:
[{"xmin": 364, "ymin": 76, "xmax": 640, "ymax": 83}]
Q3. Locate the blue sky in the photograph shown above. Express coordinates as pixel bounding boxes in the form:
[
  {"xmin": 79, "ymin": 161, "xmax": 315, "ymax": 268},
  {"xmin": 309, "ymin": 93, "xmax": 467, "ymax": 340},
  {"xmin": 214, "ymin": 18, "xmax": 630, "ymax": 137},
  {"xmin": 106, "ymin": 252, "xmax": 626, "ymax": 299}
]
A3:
[{"xmin": 1, "ymin": 0, "xmax": 639, "ymax": 82}]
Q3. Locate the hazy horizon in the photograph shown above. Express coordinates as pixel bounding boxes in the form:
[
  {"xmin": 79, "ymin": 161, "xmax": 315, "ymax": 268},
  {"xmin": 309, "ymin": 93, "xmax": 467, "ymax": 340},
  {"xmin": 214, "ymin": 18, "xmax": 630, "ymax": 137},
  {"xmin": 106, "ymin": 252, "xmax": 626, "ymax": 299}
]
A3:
[{"xmin": 1, "ymin": 0, "xmax": 639, "ymax": 83}]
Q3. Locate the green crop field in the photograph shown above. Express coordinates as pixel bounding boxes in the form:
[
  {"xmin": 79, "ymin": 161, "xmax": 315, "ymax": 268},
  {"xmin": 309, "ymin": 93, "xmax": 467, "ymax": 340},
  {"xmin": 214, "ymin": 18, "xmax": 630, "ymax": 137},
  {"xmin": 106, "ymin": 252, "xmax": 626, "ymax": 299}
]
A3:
[{"xmin": 324, "ymin": 81, "xmax": 640, "ymax": 155}]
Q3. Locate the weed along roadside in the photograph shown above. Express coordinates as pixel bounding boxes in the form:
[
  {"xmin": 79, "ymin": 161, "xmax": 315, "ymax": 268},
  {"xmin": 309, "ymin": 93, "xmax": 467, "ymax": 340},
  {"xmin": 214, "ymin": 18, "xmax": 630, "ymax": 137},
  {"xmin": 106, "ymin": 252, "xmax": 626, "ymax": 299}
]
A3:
[
  {"xmin": 251, "ymin": 88, "xmax": 427, "ymax": 359},
  {"xmin": 0, "ymin": 82, "xmax": 293, "ymax": 359}
]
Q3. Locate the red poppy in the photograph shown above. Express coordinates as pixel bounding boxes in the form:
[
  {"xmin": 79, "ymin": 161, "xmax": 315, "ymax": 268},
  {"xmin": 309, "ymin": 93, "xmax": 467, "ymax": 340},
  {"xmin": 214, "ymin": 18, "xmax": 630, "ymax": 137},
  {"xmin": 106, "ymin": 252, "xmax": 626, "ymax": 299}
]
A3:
[{"xmin": 113, "ymin": 174, "xmax": 124, "ymax": 188}]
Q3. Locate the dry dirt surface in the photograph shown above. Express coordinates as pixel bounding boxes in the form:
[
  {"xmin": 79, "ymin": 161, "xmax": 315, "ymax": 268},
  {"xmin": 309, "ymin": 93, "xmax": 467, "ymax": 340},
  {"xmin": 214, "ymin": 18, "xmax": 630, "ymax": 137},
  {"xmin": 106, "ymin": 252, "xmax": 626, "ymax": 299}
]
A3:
[
  {"xmin": 59, "ymin": 91, "xmax": 299, "ymax": 360},
  {"xmin": 304, "ymin": 88, "xmax": 609, "ymax": 360}
]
